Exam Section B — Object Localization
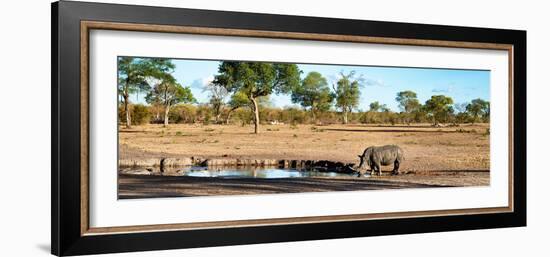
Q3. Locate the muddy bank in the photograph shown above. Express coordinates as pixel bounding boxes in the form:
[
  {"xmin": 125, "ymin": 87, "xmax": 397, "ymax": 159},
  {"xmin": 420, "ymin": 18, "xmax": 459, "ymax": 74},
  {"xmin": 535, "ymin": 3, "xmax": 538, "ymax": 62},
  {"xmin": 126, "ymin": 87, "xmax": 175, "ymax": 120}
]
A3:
[
  {"xmin": 119, "ymin": 157, "xmax": 358, "ymax": 174},
  {"xmin": 118, "ymin": 174, "xmax": 449, "ymax": 199}
]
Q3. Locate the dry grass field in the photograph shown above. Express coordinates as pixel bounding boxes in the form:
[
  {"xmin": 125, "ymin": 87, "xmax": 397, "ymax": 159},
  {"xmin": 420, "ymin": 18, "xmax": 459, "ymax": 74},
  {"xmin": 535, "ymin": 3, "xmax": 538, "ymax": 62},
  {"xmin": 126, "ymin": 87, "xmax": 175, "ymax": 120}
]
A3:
[{"xmin": 119, "ymin": 123, "xmax": 490, "ymax": 172}]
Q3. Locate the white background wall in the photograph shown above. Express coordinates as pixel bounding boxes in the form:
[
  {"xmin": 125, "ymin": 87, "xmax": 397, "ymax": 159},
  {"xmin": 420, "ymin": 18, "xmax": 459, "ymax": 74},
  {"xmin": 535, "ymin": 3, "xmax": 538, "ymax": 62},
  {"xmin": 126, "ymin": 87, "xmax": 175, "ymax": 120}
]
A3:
[{"xmin": 0, "ymin": 0, "xmax": 546, "ymax": 256}]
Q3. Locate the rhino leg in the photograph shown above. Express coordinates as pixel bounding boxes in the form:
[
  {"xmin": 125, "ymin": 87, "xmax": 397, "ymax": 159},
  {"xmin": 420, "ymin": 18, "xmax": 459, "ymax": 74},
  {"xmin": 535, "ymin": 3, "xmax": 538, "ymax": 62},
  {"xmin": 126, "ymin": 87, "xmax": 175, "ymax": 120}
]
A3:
[
  {"xmin": 392, "ymin": 160, "xmax": 400, "ymax": 175},
  {"xmin": 371, "ymin": 163, "xmax": 381, "ymax": 176}
]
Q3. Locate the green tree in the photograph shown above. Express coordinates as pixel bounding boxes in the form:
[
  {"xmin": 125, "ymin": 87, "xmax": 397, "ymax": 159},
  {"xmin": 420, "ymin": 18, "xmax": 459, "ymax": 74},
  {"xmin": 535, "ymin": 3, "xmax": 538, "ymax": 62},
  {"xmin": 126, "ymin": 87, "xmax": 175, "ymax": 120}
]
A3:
[
  {"xmin": 145, "ymin": 75, "xmax": 196, "ymax": 127},
  {"xmin": 369, "ymin": 101, "xmax": 381, "ymax": 112},
  {"xmin": 333, "ymin": 72, "xmax": 361, "ymax": 124},
  {"xmin": 424, "ymin": 95, "xmax": 454, "ymax": 125},
  {"xmin": 213, "ymin": 61, "xmax": 301, "ymax": 133},
  {"xmin": 396, "ymin": 90, "xmax": 421, "ymax": 125},
  {"xmin": 291, "ymin": 72, "xmax": 334, "ymax": 121},
  {"xmin": 118, "ymin": 57, "xmax": 175, "ymax": 128},
  {"xmin": 380, "ymin": 104, "xmax": 390, "ymax": 113},
  {"xmin": 466, "ymin": 98, "xmax": 490, "ymax": 123}
]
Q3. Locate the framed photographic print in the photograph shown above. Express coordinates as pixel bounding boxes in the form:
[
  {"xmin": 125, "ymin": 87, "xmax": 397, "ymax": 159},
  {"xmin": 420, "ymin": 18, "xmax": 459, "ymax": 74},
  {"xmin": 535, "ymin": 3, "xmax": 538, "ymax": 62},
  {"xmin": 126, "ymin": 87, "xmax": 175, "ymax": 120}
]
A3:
[{"xmin": 51, "ymin": 1, "xmax": 526, "ymax": 256}]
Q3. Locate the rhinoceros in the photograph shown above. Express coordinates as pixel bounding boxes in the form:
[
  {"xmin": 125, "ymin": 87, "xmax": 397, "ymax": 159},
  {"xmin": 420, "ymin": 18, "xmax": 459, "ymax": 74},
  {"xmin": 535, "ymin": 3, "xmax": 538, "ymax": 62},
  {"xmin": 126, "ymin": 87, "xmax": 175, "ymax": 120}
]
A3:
[{"xmin": 357, "ymin": 145, "xmax": 404, "ymax": 176}]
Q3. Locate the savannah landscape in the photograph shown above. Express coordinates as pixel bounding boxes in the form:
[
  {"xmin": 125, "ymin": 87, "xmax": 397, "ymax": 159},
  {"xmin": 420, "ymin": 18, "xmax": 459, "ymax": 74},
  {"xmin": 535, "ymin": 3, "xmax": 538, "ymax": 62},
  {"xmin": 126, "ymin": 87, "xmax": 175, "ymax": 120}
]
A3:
[{"xmin": 117, "ymin": 57, "xmax": 491, "ymax": 198}]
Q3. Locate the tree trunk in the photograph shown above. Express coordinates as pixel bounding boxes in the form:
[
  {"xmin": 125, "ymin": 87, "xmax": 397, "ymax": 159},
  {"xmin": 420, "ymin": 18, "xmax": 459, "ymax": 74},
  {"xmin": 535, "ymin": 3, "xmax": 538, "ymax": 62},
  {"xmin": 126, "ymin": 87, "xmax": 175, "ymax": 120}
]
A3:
[
  {"xmin": 163, "ymin": 105, "xmax": 170, "ymax": 127},
  {"xmin": 342, "ymin": 109, "xmax": 348, "ymax": 124},
  {"xmin": 250, "ymin": 97, "xmax": 260, "ymax": 134},
  {"xmin": 215, "ymin": 104, "xmax": 224, "ymax": 124},
  {"xmin": 226, "ymin": 111, "xmax": 233, "ymax": 125},
  {"xmin": 123, "ymin": 94, "xmax": 131, "ymax": 128},
  {"xmin": 226, "ymin": 107, "xmax": 237, "ymax": 124}
]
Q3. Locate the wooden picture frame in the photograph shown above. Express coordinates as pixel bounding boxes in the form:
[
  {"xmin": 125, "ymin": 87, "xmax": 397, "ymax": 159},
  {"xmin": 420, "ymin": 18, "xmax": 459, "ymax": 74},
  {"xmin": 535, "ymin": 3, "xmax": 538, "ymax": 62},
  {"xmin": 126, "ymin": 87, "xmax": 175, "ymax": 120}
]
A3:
[{"xmin": 52, "ymin": 1, "xmax": 526, "ymax": 256}]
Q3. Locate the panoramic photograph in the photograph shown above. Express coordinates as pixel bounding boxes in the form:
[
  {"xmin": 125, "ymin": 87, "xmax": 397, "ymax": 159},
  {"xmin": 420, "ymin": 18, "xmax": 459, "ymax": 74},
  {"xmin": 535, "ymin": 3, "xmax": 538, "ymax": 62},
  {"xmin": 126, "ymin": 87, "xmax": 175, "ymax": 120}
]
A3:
[{"xmin": 117, "ymin": 57, "xmax": 491, "ymax": 199}]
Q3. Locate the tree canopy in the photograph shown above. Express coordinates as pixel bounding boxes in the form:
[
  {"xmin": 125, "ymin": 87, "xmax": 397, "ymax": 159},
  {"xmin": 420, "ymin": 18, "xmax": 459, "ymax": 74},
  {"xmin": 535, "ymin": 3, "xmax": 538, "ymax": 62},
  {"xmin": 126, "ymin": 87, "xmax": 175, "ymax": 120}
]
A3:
[
  {"xmin": 424, "ymin": 95, "xmax": 454, "ymax": 125},
  {"xmin": 396, "ymin": 90, "xmax": 421, "ymax": 124},
  {"xmin": 369, "ymin": 101, "xmax": 381, "ymax": 112},
  {"xmin": 333, "ymin": 72, "xmax": 361, "ymax": 124},
  {"xmin": 145, "ymin": 74, "xmax": 195, "ymax": 126},
  {"xmin": 117, "ymin": 57, "xmax": 176, "ymax": 128},
  {"xmin": 396, "ymin": 91, "xmax": 420, "ymax": 112},
  {"xmin": 291, "ymin": 72, "xmax": 334, "ymax": 121},
  {"xmin": 213, "ymin": 61, "xmax": 301, "ymax": 133},
  {"xmin": 466, "ymin": 98, "xmax": 490, "ymax": 123}
]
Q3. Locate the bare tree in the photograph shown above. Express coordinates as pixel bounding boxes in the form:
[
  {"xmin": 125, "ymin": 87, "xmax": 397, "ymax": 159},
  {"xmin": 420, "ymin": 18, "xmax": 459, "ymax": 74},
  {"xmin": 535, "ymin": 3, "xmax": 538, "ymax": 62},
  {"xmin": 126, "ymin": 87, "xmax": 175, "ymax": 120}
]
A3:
[{"xmin": 203, "ymin": 81, "xmax": 229, "ymax": 124}]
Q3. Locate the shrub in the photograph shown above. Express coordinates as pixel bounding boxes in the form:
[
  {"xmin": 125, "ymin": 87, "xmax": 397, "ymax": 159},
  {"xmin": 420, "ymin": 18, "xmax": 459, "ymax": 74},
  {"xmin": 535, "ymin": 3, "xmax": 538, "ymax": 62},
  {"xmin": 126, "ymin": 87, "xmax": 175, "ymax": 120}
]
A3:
[
  {"xmin": 117, "ymin": 105, "xmax": 125, "ymax": 124},
  {"xmin": 169, "ymin": 104, "xmax": 197, "ymax": 124},
  {"xmin": 196, "ymin": 104, "xmax": 213, "ymax": 125},
  {"xmin": 281, "ymin": 107, "xmax": 307, "ymax": 125},
  {"xmin": 117, "ymin": 104, "xmax": 151, "ymax": 125},
  {"xmin": 131, "ymin": 104, "xmax": 151, "ymax": 125},
  {"xmin": 234, "ymin": 109, "xmax": 253, "ymax": 126}
]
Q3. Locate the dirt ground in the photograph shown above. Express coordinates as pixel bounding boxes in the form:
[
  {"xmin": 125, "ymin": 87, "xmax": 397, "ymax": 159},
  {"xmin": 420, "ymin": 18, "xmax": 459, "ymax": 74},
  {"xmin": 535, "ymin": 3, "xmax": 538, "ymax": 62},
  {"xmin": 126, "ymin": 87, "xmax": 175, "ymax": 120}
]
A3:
[
  {"xmin": 119, "ymin": 123, "xmax": 490, "ymax": 172},
  {"xmin": 118, "ymin": 174, "xmax": 453, "ymax": 199},
  {"xmin": 118, "ymin": 170, "xmax": 489, "ymax": 198}
]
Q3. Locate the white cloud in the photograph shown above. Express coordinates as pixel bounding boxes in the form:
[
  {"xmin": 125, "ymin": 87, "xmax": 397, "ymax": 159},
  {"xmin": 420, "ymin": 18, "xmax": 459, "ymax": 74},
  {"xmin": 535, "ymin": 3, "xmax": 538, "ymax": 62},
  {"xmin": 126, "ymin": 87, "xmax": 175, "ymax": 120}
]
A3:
[
  {"xmin": 363, "ymin": 77, "xmax": 388, "ymax": 87},
  {"xmin": 190, "ymin": 75, "xmax": 214, "ymax": 89},
  {"xmin": 202, "ymin": 76, "xmax": 214, "ymax": 85}
]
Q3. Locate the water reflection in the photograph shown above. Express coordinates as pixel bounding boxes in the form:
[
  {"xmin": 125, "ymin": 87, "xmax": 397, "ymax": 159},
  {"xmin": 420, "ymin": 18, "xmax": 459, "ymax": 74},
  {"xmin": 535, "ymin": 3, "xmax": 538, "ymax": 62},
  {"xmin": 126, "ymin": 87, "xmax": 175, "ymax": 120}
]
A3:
[{"xmin": 171, "ymin": 167, "xmax": 357, "ymax": 178}]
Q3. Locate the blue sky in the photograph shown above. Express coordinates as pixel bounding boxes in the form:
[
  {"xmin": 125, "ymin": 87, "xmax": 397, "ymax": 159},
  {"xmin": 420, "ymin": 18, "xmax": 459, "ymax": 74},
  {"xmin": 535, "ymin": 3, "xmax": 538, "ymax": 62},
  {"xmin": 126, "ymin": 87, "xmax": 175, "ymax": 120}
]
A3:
[{"xmin": 129, "ymin": 58, "xmax": 490, "ymax": 112}]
